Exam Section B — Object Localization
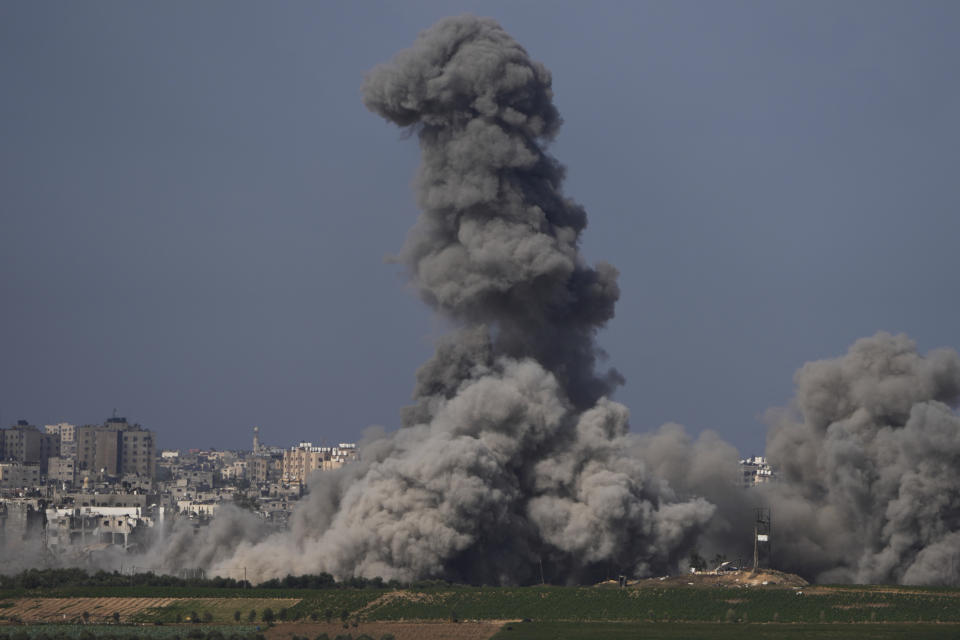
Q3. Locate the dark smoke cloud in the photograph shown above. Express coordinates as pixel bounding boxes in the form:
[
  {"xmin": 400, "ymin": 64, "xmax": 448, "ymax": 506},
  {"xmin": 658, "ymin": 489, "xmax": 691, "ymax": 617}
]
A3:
[
  {"xmin": 363, "ymin": 15, "xmax": 623, "ymax": 410},
  {"xmin": 762, "ymin": 332, "xmax": 960, "ymax": 585},
  {"xmin": 194, "ymin": 15, "xmax": 715, "ymax": 584},
  {"xmin": 158, "ymin": 19, "xmax": 960, "ymax": 588},
  {"xmin": 14, "ymin": 17, "xmax": 958, "ymax": 589}
]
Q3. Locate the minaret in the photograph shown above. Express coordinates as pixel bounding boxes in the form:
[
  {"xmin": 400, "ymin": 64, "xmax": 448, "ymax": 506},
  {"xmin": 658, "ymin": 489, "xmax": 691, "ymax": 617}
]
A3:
[{"xmin": 252, "ymin": 426, "xmax": 260, "ymax": 454}]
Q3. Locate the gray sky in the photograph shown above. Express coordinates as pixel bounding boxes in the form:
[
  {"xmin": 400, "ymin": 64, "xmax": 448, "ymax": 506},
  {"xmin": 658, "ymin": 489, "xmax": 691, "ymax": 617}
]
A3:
[{"xmin": 2, "ymin": 1, "xmax": 958, "ymax": 454}]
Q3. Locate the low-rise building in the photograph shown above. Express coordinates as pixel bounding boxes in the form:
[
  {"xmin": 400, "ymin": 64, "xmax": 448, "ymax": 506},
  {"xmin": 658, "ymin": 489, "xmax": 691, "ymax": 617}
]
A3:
[
  {"xmin": 0, "ymin": 461, "xmax": 41, "ymax": 489},
  {"xmin": 177, "ymin": 500, "xmax": 219, "ymax": 518},
  {"xmin": 48, "ymin": 456, "xmax": 77, "ymax": 486}
]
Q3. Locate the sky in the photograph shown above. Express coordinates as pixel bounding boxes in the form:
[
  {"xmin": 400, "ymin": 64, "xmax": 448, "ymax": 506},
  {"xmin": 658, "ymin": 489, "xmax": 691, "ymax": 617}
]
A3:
[{"xmin": 2, "ymin": 1, "xmax": 958, "ymax": 454}]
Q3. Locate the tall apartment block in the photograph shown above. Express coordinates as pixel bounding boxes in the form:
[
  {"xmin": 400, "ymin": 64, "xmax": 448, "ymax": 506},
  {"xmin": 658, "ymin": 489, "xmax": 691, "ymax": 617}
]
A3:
[
  {"xmin": 77, "ymin": 416, "xmax": 155, "ymax": 480},
  {"xmin": 0, "ymin": 420, "xmax": 59, "ymax": 474},
  {"xmin": 45, "ymin": 422, "xmax": 77, "ymax": 457}
]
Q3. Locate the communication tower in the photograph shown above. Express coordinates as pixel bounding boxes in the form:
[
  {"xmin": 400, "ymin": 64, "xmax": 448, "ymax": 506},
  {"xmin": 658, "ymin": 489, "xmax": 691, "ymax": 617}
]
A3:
[{"xmin": 752, "ymin": 507, "xmax": 771, "ymax": 570}]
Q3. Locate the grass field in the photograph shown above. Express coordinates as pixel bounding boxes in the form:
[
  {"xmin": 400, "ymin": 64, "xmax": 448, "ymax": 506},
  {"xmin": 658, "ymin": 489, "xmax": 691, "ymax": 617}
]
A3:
[
  {"xmin": 1, "ymin": 581, "xmax": 960, "ymax": 639},
  {"xmin": 310, "ymin": 584, "xmax": 960, "ymax": 624},
  {"xmin": 488, "ymin": 621, "xmax": 960, "ymax": 640},
  {"xmin": 124, "ymin": 583, "xmax": 960, "ymax": 630},
  {"xmin": 0, "ymin": 624, "xmax": 259, "ymax": 638}
]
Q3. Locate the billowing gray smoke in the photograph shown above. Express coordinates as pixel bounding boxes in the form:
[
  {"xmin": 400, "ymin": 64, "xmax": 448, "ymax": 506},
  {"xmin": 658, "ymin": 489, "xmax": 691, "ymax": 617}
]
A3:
[
  {"xmin": 46, "ymin": 16, "xmax": 960, "ymax": 587},
  {"xmin": 761, "ymin": 332, "xmax": 960, "ymax": 585},
  {"xmin": 364, "ymin": 15, "xmax": 624, "ymax": 414},
  {"xmin": 173, "ymin": 15, "xmax": 721, "ymax": 585}
]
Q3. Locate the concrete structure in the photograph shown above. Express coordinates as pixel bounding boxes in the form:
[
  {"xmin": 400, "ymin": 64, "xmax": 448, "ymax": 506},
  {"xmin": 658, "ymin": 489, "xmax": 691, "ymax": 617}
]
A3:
[
  {"xmin": 0, "ymin": 461, "xmax": 41, "ymax": 489},
  {"xmin": 739, "ymin": 456, "xmax": 775, "ymax": 488},
  {"xmin": 77, "ymin": 416, "xmax": 155, "ymax": 480},
  {"xmin": 1, "ymin": 421, "xmax": 59, "ymax": 474},
  {"xmin": 45, "ymin": 422, "xmax": 77, "ymax": 458},
  {"xmin": 45, "ymin": 505, "xmax": 154, "ymax": 551},
  {"xmin": 77, "ymin": 426, "xmax": 121, "ymax": 476},
  {"xmin": 221, "ymin": 460, "xmax": 247, "ymax": 480},
  {"xmin": 0, "ymin": 498, "xmax": 46, "ymax": 542},
  {"xmin": 248, "ymin": 455, "xmax": 281, "ymax": 484},
  {"xmin": 45, "ymin": 422, "xmax": 76, "ymax": 440},
  {"xmin": 177, "ymin": 500, "xmax": 219, "ymax": 518},
  {"xmin": 47, "ymin": 456, "xmax": 77, "ymax": 486},
  {"xmin": 281, "ymin": 442, "xmax": 357, "ymax": 484},
  {"xmin": 177, "ymin": 470, "xmax": 214, "ymax": 489}
]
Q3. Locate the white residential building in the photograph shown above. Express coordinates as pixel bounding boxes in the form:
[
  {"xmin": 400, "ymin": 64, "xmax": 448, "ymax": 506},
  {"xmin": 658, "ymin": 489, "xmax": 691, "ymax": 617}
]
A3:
[{"xmin": 739, "ymin": 456, "xmax": 775, "ymax": 488}]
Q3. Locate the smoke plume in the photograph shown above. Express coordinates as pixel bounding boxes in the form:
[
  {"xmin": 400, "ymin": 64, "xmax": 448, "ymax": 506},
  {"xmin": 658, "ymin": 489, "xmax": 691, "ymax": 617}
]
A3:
[
  {"xmin": 761, "ymin": 332, "xmax": 960, "ymax": 585},
  {"xmin": 20, "ymin": 16, "xmax": 959, "ymax": 588},
  {"xmin": 182, "ymin": 15, "xmax": 721, "ymax": 585}
]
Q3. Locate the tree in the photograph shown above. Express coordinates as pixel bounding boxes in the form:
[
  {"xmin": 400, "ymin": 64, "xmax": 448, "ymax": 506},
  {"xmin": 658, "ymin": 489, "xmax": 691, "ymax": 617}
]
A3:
[
  {"xmin": 262, "ymin": 608, "xmax": 275, "ymax": 623},
  {"xmin": 248, "ymin": 609, "xmax": 257, "ymax": 622},
  {"xmin": 112, "ymin": 611, "xmax": 120, "ymax": 623},
  {"xmin": 325, "ymin": 610, "xmax": 333, "ymax": 623},
  {"xmin": 234, "ymin": 610, "xmax": 242, "ymax": 622},
  {"xmin": 81, "ymin": 611, "xmax": 90, "ymax": 624},
  {"xmin": 340, "ymin": 610, "xmax": 349, "ymax": 623}
]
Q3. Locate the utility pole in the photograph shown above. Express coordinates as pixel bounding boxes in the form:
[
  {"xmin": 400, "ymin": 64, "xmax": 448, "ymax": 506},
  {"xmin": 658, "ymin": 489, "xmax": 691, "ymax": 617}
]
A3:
[{"xmin": 752, "ymin": 507, "xmax": 771, "ymax": 571}]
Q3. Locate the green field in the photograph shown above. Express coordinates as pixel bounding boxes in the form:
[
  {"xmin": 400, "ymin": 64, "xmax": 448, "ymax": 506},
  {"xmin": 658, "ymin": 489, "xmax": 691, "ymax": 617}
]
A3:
[
  {"xmin": 268, "ymin": 584, "xmax": 960, "ymax": 624},
  {"xmin": 2, "ymin": 582, "xmax": 960, "ymax": 639},
  {"xmin": 4, "ymin": 584, "xmax": 960, "ymax": 625},
  {"xmin": 489, "ymin": 621, "xmax": 960, "ymax": 640}
]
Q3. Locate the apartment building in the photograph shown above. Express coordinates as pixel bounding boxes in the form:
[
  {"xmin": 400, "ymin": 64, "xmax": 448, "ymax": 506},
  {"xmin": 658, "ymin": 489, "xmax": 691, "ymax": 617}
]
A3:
[
  {"xmin": 282, "ymin": 442, "xmax": 357, "ymax": 484},
  {"xmin": 0, "ymin": 421, "xmax": 59, "ymax": 475},
  {"xmin": 77, "ymin": 417, "xmax": 155, "ymax": 480}
]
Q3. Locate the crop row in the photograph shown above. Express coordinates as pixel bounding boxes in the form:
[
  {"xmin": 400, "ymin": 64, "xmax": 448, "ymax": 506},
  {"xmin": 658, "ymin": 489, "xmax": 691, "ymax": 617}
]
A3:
[
  {"xmin": 5, "ymin": 585, "xmax": 960, "ymax": 625},
  {"xmin": 355, "ymin": 586, "xmax": 960, "ymax": 624}
]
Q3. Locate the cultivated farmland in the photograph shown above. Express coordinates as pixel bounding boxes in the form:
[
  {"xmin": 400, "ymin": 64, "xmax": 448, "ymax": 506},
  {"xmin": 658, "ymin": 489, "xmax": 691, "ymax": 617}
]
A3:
[
  {"xmin": 0, "ymin": 597, "xmax": 299, "ymax": 624},
  {"xmin": 2, "ymin": 580, "xmax": 960, "ymax": 639}
]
